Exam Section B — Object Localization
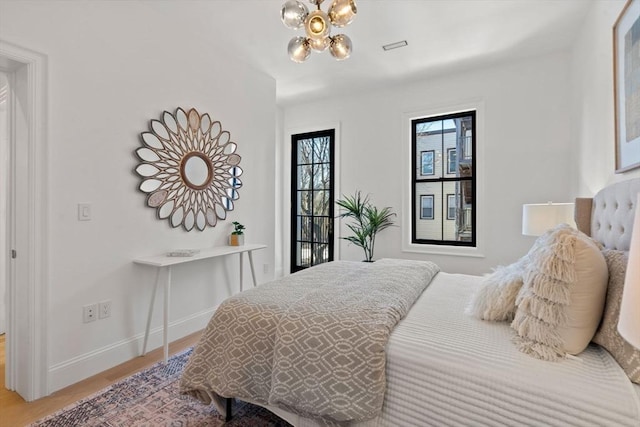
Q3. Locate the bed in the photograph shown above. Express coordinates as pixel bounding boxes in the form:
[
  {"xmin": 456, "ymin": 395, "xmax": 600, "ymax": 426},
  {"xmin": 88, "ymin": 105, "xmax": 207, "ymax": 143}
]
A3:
[{"xmin": 181, "ymin": 178, "xmax": 640, "ymax": 426}]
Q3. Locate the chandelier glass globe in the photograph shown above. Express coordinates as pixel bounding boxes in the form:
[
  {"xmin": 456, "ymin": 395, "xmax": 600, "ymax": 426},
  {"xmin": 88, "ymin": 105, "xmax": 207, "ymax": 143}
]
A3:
[{"xmin": 281, "ymin": 0, "xmax": 356, "ymax": 62}]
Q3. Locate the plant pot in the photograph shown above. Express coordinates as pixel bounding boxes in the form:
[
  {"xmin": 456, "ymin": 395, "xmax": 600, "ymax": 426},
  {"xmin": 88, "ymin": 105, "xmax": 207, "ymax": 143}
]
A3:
[{"xmin": 229, "ymin": 234, "xmax": 244, "ymax": 246}]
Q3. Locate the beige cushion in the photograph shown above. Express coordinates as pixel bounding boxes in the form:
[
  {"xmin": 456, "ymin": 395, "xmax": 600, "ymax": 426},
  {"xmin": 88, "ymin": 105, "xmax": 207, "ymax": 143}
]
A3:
[
  {"xmin": 593, "ymin": 250, "xmax": 640, "ymax": 384},
  {"xmin": 511, "ymin": 224, "xmax": 608, "ymax": 360}
]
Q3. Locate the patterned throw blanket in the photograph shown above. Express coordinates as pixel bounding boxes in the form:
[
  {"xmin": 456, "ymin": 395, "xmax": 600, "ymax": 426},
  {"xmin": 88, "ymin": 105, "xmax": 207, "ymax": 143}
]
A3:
[{"xmin": 180, "ymin": 259, "xmax": 440, "ymax": 423}]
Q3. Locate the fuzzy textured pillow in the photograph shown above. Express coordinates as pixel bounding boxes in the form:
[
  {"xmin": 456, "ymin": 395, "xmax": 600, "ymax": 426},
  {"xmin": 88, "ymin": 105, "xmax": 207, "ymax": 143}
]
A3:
[
  {"xmin": 466, "ymin": 231, "xmax": 549, "ymax": 321},
  {"xmin": 592, "ymin": 250, "xmax": 640, "ymax": 384},
  {"xmin": 511, "ymin": 224, "xmax": 608, "ymax": 361},
  {"xmin": 465, "ymin": 262, "xmax": 525, "ymax": 321}
]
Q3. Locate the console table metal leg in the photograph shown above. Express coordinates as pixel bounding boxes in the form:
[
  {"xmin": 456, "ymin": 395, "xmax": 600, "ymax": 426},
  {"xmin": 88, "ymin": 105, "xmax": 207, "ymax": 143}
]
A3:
[
  {"xmin": 141, "ymin": 267, "xmax": 161, "ymax": 356},
  {"xmin": 239, "ymin": 252, "xmax": 244, "ymax": 292},
  {"xmin": 248, "ymin": 250, "xmax": 258, "ymax": 287},
  {"xmin": 163, "ymin": 266, "xmax": 172, "ymax": 363}
]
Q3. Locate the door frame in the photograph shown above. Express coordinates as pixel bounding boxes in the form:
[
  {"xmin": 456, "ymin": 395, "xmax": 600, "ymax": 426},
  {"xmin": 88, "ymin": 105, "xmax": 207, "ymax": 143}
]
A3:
[
  {"xmin": 281, "ymin": 122, "xmax": 341, "ymax": 276},
  {"xmin": 0, "ymin": 40, "xmax": 49, "ymax": 401},
  {"xmin": 290, "ymin": 129, "xmax": 336, "ymax": 273}
]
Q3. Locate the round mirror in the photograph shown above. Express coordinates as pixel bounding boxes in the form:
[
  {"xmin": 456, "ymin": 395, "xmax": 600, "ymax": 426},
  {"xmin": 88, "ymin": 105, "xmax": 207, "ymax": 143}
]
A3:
[
  {"xmin": 135, "ymin": 108, "xmax": 242, "ymax": 231},
  {"xmin": 180, "ymin": 152, "xmax": 212, "ymax": 189}
]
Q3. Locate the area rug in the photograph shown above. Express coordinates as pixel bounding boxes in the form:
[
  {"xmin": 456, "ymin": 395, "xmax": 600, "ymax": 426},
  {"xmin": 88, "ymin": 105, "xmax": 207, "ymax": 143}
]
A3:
[{"xmin": 30, "ymin": 348, "xmax": 292, "ymax": 426}]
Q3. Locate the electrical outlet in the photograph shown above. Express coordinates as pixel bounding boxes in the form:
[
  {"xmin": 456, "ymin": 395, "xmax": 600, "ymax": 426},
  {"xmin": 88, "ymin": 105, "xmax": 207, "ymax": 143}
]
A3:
[
  {"xmin": 83, "ymin": 304, "xmax": 97, "ymax": 323},
  {"xmin": 98, "ymin": 300, "xmax": 111, "ymax": 319},
  {"xmin": 263, "ymin": 263, "xmax": 269, "ymax": 274}
]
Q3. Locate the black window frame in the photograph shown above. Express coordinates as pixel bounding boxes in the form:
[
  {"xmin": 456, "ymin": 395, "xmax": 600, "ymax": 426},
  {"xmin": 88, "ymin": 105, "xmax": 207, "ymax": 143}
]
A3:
[{"xmin": 411, "ymin": 110, "xmax": 476, "ymax": 247}]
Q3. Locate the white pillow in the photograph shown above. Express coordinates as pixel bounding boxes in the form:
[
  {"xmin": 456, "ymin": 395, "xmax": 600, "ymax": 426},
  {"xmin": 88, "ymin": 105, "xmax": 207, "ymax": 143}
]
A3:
[
  {"xmin": 511, "ymin": 224, "xmax": 608, "ymax": 360},
  {"xmin": 465, "ymin": 262, "xmax": 524, "ymax": 321},
  {"xmin": 465, "ymin": 231, "xmax": 549, "ymax": 321}
]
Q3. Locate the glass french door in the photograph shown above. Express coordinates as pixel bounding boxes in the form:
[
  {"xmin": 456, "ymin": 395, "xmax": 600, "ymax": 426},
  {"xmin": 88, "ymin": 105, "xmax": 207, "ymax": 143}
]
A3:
[{"xmin": 291, "ymin": 129, "xmax": 335, "ymax": 273}]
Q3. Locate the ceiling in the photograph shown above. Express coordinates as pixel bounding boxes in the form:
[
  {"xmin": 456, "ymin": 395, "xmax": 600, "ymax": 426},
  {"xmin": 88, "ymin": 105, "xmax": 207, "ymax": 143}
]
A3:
[{"xmin": 196, "ymin": 0, "xmax": 593, "ymax": 106}]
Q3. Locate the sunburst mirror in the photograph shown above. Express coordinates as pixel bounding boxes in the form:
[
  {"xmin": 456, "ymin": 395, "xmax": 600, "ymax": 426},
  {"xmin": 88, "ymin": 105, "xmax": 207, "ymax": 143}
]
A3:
[{"xmin": 134, "ymin": 107, "xmax": 242, "ymax": 231}]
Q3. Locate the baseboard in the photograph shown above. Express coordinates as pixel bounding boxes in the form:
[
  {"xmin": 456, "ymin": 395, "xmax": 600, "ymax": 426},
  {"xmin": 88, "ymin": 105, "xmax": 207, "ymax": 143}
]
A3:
[{"xmin": 48, "ymin": 306, "xmax": 216, "ymax": 393}]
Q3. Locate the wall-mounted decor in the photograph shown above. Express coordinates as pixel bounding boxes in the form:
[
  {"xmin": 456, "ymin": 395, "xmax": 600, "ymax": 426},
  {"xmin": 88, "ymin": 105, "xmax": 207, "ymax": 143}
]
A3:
[
  {"xmin": 614, "ymin": 0, "xmax": 640, "ymax": 173},
  {"xmin": 134, "ymin": 107, "xmax": 242, "ymax": 231}
]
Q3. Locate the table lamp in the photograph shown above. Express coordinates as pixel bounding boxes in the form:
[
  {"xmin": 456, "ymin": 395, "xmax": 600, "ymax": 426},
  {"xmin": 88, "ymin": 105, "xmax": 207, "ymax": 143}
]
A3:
[{"xmin": 522, "ymin": 202, "xmax": 576, "ymax": 236}]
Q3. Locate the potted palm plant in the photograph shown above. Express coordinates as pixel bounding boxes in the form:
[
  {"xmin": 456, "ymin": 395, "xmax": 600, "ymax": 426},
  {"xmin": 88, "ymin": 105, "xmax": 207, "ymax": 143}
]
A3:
[
  {"xmin": 336, "ymin": 191, "xmax": 396, "ymax": 262},
  {"xmin": 229, "ymin": 221, "xmax": 245, "ymax": 246}
]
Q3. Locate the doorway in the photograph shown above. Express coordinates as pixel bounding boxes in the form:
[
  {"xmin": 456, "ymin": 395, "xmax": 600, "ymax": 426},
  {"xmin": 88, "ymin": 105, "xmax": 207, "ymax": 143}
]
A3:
[
  {"xmin": 1, "ymin": 72, "xmax": 7, "ymax": 336},
  {"xmin": 290, "ymin": 129, "xmax": 335, "ymax": 273},
  {"xmin": 0, "ymin": 71, "xmax": 7, "ymax": 396},
  {"xmin": 0, "ymin": 41, "xmax": 48, "ymax": 401}
]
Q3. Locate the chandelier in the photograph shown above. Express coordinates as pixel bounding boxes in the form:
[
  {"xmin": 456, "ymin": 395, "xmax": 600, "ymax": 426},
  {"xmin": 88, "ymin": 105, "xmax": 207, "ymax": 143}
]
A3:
[{"xmin": 281, "ymin": 0, "xmax": 357, "ymax": 63}]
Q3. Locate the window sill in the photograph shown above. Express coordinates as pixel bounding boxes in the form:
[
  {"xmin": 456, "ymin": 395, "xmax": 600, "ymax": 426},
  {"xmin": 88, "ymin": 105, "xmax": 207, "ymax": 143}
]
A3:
[{"xmin": 401, "ymin": 243, "xmax": 485, "ymax": 258}]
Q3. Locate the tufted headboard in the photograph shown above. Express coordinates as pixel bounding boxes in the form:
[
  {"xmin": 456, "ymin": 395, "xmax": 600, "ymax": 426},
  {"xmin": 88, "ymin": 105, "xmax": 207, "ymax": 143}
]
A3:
[{"xmin": 575, "ymin": 178, "xmax": 640, "ymax": 251}]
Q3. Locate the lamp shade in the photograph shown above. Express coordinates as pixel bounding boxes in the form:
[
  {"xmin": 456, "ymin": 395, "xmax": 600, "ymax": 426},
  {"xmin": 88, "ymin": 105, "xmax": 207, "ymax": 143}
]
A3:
[
  {"xmin": 618, "ymin": 193, "xmax": 640, "ymax": 349},
  {"xmin": 522, "ymin": 202, "xmax": 575, "ymax": 236}
]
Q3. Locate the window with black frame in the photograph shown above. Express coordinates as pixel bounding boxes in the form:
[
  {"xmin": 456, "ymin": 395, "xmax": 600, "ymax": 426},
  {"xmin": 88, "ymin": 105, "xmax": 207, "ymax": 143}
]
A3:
[
  {"xmin": 412, "ymin": 111, "xmax": 476, "ymax": 246},
  {"xmin": 291, "ymin": 129, "xmax": 335, "ymax": 272}
]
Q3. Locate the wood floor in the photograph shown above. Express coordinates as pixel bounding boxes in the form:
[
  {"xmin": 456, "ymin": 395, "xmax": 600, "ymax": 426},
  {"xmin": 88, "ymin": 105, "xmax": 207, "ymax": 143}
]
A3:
[{"xmin": 0, "ymin": 331, "xmax": 202, "ymax": 427}]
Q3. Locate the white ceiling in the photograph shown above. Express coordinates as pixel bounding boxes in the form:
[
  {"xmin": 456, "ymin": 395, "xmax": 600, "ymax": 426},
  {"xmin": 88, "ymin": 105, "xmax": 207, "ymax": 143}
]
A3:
[{"xmin": 192, "ymin": 0, "xmax": 593, "ymax": 106}]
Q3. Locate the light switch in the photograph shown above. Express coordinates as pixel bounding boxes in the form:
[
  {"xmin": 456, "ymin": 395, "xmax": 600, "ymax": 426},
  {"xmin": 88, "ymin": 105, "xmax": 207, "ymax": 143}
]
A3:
[{"xmin": 78, "ymin": 203, "xmax": 91, "ymax": 221}]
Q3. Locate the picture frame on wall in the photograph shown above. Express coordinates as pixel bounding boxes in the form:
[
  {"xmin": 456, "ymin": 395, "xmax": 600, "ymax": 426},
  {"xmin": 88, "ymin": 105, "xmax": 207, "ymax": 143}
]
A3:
[{"xmin": 614, "ymin": 0, "xmax": 640, "ymax": 173}]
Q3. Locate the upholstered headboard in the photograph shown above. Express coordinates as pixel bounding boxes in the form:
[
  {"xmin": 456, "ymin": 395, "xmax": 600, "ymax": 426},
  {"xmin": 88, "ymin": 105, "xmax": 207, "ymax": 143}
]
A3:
[{"xmin": 575, "ymin": 178, "xmax": 640, "ymax": 251}]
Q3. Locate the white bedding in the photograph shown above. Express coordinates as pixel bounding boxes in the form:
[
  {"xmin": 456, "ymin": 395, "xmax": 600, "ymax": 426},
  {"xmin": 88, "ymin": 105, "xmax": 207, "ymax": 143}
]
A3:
[{"xmin": 265, "ymin": 272, "xmax": 640, "ymax": 426}]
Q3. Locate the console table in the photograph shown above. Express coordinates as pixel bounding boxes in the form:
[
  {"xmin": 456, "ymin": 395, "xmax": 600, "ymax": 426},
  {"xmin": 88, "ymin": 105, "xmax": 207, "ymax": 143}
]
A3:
[{"xmin": 133, "ymin": 243, "xmax": 267, "ymax": 362}]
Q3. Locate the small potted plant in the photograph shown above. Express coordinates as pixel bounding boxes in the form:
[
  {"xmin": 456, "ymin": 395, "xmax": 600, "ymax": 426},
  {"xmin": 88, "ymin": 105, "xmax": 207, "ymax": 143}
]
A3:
[{"xmin": 229, "ymin": 221, "xmax": 245, "ymax": 246}]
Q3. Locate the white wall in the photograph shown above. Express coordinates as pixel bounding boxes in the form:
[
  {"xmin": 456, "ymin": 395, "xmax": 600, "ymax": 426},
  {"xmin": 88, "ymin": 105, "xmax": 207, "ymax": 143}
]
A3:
[
  {"xmin": 0, "ymin": 1, "xmax": 276, "ymax": 392},
  {"xmin": 282, "ymin": 52, "xmax": 574, "ymax": 275},
  {"xmin": 570, "ymin": 0, "xmax": 640, "ymax": 197}
]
